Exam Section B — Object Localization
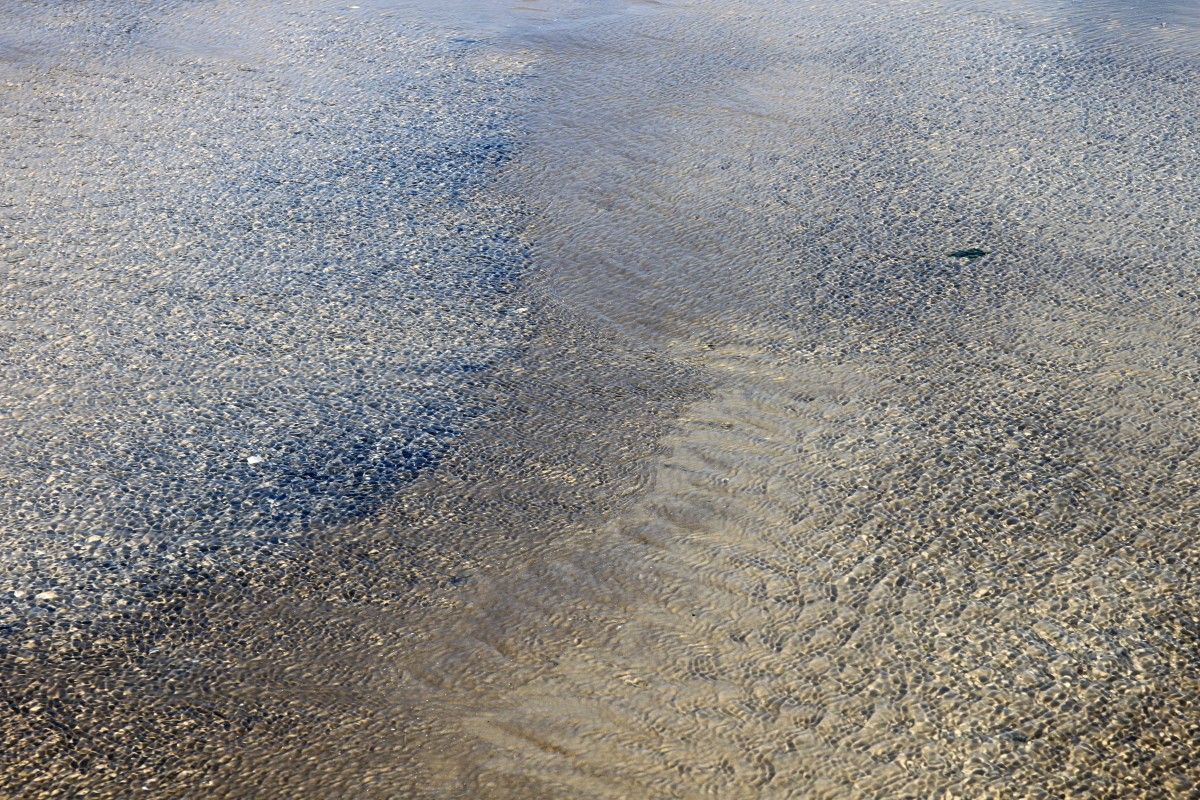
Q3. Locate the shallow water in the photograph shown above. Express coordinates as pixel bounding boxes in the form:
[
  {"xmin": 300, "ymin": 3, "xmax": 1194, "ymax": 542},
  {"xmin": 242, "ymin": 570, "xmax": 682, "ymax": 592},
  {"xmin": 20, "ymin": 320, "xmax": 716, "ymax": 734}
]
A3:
[
  {"xmin": 0, "ymin": 0, "xmax": 538, "ymax": 627},
  {"xmin": 4, "ymin": 0, "xmax": 1200, "ymax": 797},
  {"xmin": 388, "ymin": 0, "xmax": 1200, "ymax": 796}
]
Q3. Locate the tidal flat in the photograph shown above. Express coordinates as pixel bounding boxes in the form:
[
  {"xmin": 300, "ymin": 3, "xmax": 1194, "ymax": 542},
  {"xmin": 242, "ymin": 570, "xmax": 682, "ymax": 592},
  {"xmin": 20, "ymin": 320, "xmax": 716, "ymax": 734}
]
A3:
[{"xmin": 3, "ymin": 0, "xmax": 1200, "ymax": 797}]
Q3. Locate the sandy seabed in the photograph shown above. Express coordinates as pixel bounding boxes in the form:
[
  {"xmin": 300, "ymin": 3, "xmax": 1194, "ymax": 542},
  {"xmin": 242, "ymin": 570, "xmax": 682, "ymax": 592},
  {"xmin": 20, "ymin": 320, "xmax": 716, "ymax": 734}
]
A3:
[{"xmin": 4, "ymin": 0, "xmax": 1200, "ymax": 798}]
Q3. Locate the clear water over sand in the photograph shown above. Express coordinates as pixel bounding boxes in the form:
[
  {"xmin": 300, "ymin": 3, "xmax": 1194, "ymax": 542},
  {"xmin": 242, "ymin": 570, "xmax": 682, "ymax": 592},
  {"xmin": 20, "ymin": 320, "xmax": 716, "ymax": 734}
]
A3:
[
  {"xmin": 4, "ymin": 0, "xmax": 1200, "ymax": 797},
  {"xmin": 389, "ymin": 2, "xmax": 1200, "ymax": 796}
]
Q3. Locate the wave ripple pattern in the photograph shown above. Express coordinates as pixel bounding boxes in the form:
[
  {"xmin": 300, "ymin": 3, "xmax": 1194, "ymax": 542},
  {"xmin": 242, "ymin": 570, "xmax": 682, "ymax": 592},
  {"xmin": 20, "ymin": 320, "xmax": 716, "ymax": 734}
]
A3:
[{"xmin": 388, "ymin": 1, "xmax": 1200, "ymax": 798}]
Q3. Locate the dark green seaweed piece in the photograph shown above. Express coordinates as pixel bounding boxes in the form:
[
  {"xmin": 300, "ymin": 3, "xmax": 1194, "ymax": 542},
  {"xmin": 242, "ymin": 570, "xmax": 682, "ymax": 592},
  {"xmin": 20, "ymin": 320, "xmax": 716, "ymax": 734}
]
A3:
[{"xmin": 947, "ymin": 247, "xmax": 990, "ymax": 259}]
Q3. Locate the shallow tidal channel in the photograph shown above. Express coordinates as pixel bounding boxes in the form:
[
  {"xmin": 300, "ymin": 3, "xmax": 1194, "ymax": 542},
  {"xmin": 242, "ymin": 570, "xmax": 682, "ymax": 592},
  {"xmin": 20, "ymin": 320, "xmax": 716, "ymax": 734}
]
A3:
[{"xmin": 4, "ymin": 0, "xmax": 1200, "ymax": 797}]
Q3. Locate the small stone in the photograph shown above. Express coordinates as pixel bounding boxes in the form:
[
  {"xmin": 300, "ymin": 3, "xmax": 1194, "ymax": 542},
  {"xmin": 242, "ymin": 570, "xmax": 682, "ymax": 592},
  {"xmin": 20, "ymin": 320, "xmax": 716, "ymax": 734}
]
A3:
[
  {"xmin": 947, "ymin": 247, "xmax": 990, "ymax": 259},
  {"xmin": 247, "ymin": 455, "xmax": 265, "ymax": 465},
  {"xmin": 35, "ymin": 591, "xmax": 57, "ymax": 602}
]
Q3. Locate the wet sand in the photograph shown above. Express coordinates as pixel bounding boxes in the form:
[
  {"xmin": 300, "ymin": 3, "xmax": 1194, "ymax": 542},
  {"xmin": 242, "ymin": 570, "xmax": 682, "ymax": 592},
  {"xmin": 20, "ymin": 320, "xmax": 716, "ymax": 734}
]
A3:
[{"xmin": 5, "ymin": 0, "xmax": 1200, "ymax": 797}]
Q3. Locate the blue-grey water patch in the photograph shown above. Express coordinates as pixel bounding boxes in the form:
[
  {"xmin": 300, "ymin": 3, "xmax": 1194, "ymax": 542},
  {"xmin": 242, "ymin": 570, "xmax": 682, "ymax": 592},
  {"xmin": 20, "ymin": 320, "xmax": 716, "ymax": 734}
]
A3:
[{"xmin": 0, "ymin": 0, "xmax": 533, "ymax": 629}]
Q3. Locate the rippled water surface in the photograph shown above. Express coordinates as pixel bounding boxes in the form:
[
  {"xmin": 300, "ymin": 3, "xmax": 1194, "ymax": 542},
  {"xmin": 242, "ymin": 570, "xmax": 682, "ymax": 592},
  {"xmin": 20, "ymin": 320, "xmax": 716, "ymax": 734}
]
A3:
[{"xmin": 4, "ymin": 0, "xmax": 1200, "ymax": 797}]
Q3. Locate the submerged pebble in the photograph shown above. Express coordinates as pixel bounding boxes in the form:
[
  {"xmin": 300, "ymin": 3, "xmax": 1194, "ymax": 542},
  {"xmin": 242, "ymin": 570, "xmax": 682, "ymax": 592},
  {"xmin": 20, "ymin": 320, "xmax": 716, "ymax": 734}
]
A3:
[{"xmin": 947, "ymin": 247, "xmax": 991, "ymax": 259}]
